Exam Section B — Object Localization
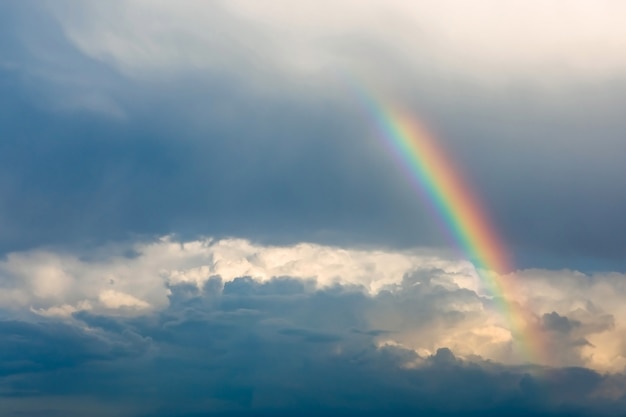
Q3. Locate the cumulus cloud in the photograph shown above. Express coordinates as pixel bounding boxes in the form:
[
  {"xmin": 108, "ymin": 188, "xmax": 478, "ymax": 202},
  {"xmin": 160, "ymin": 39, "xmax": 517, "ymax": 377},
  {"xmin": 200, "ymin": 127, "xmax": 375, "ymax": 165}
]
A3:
[
  {"xmin": 1, "ymin": 237, "xmax": 625, "ymax": 373},
  {"xmin": 2, "ymin": 241, "xmax": 626, "ymax": 415}
]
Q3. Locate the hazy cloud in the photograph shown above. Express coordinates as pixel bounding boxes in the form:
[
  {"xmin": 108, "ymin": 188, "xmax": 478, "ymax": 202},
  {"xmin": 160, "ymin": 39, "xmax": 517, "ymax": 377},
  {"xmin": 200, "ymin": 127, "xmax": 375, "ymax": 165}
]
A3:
[
  {"xmin": 47, "ymin": 0, "xmax": 626, "ymax": 83},
  {"xmin": 0, "ymin": 2, "xmax": 625, "ymax": 268}
]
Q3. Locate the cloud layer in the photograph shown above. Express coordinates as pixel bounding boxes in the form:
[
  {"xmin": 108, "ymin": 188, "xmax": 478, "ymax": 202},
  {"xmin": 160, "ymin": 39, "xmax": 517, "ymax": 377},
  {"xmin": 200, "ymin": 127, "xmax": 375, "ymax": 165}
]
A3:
[
  {"xmin": 1, "ymin": 1, "xmax": 626, "ymax": 270},
  {"xmin": 2, "ymin": 2, "xmax": 626, "ymax": 414},
  {"xmin": 1, "ymin": 238, "xmax": 626, "ymax": 416},
  {"xmin": 2, "ymin": 237, "xmax": 625, "ymax": 372},
  {"xmin": 49, "ymin": 0, "xmax": 626, "ymax": 83}
]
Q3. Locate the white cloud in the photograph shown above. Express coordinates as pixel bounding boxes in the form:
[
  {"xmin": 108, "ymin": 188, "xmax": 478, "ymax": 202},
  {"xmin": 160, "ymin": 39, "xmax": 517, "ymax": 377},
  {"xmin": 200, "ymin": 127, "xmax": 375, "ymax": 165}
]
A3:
[
  {"xmin": 46, "ymin": 0, "xmax": 626, "ymax": 86},
  {"xmin": 98, "ymin": 290, "xmax": 149, "ymax": 310},
  {"xmin": 1, "ymin": 236, "xmax": 626, "ymax": 372},
  {"xmin": 31, "ymin": 300, "xmax": 92, "ymax": 318}
]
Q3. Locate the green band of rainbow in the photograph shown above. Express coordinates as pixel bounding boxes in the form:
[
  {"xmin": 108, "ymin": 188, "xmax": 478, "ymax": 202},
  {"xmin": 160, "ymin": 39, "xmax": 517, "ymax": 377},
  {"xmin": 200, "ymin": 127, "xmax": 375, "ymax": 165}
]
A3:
[{"xmin": 354, "ymin": 88, "xmax": 543, "ymax": 365}]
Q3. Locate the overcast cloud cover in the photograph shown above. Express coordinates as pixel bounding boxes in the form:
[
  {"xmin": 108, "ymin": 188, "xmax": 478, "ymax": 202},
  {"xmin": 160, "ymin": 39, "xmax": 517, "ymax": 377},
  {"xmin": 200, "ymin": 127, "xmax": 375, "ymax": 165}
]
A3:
[{"xmin": 2, "ymin": 1, "xmax": 626, "ymax": 416}]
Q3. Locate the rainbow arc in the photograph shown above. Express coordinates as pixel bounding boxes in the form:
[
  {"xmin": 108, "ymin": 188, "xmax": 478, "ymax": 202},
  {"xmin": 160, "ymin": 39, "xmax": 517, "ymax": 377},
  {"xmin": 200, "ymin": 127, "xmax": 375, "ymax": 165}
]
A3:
[{"xmin": 355, "ymin": 89, "xmax": 544, "ymax": 365}]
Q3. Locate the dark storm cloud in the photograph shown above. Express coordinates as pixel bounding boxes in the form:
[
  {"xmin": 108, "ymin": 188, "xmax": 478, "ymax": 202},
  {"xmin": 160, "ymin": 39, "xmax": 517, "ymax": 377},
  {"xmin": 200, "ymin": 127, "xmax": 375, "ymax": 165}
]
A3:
[
  {"xmin": 435, "ymin": 83, "xmax": 626, "ymax": 270},
  {"xmin": 542, "ymin": 312, "xmax": 580, "ymax": 334},
  {"xmin": 0, "ymin": 318, "xmax": 149, "ymax": 377},
  {"xmin": 1, "ymin": 1, "xmax": 626, "ymax": 272},
  {"xmin": 1, "ymin": 277, "xmax": 625, "ymax": 416},
  {"xmin": 0, "ymin": 2, "xmax": 435, "ymax": 254}
]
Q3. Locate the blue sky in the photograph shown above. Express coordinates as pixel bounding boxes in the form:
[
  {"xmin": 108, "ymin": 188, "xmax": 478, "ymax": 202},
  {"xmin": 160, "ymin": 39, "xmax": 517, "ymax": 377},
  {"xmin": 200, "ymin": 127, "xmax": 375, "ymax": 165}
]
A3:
[{"xmin": 1, "ymin": 1, "xmax": 626, "ymax": 416}]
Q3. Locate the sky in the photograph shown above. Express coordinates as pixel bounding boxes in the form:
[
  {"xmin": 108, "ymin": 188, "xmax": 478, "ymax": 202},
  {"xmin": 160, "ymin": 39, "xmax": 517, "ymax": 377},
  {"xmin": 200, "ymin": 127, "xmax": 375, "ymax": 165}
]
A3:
[{"xmin": 1, "ymin": 1, "xmax": 626, "ymax": 416}]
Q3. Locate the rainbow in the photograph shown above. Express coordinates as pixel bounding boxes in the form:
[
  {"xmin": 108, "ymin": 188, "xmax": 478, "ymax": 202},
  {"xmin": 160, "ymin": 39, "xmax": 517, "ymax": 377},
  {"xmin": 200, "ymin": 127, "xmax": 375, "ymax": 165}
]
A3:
[{"xmin": 354, "ymin": 89, "xmax": 544, "ymax": 365}]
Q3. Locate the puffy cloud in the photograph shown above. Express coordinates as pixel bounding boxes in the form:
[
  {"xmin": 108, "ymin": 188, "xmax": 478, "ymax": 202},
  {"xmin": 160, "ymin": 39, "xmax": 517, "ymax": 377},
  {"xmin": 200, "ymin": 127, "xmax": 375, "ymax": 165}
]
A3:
[
  {"xmin": 2, "ymin": 259, "xmax": 626, "ymax": 415},
  {"xmin": 0, "ymin": 237, "xmax": 465, "ymax": 312},
  {"xmin": 1, "ymin": 237, "xmax": 625, "ymax": 372},
  {"xmin": 98, "ymin": 290, "xmax": 150, "ymax": 310}
]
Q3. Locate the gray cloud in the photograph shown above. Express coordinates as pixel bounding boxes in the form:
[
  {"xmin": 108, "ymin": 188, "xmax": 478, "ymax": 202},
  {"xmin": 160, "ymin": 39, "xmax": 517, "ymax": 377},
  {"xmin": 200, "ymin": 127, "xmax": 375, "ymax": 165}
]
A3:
[
  {"xmin": 2, "ymin": 238, "xmax": 625, "ymax": 371},
  {"xmin": 1, "ymin": 2, "xmax": 625, "ymax": 271},
  {"xmin": 1, "ymin": 276, "xmax": 626, "ymax": 416},
  {"xmin": 2, "ymin": 3, "xmax": 626, "ymax": 413}
]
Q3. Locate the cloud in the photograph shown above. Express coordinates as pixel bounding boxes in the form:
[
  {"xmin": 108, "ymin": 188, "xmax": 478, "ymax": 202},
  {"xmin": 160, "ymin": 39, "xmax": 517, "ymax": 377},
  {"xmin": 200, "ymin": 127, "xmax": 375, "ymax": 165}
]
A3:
[
  {"xmin": 98, "ymin": 290, "xmax": 150, "ymax": 310},
  {"xmin": 1, "ymin": 237, "xmax": 626, "ymax": 372},
  {"xmin": 2, "ymin": 2, "xmax": 626, "ymax": 415},
  {"xmin": 46, "ymin": 0, "xmax": 626, "ymax": 84},
  {"xmin": 0, "ymin": 318, "xmax": 149, "ymax": 377},
  {"xmin": 1, "ymin": 1, "xmax": 626, "ymax": 268},
  {"xmin": 2, "ymin": 256, "xmax": 626, "ymax": 415}
]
